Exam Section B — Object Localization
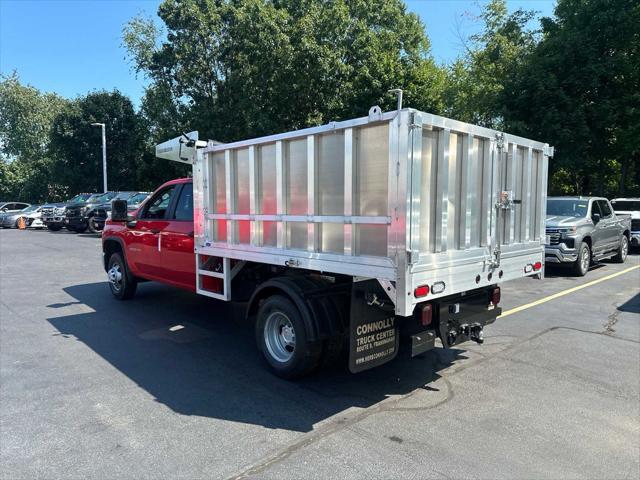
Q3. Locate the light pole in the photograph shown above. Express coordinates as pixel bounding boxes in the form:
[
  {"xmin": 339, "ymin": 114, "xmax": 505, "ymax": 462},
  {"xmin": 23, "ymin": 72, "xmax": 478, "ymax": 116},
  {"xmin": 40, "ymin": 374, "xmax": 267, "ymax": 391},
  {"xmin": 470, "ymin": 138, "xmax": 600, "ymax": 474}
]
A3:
[{"xmin": 91, "ymin": 122, "xmax": 107, "ymax": 193}]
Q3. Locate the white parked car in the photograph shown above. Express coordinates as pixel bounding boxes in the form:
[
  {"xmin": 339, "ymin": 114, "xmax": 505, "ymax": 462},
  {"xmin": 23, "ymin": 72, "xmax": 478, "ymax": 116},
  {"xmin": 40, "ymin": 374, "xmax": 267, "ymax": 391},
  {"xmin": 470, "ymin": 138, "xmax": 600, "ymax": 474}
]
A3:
[
  {"xmin": 611, "ymin": 198, "xmax": 640, "ymax": 248},
  {"xmin": 0, "ymin": 205, "xmax": 45, "ymax": 229}
]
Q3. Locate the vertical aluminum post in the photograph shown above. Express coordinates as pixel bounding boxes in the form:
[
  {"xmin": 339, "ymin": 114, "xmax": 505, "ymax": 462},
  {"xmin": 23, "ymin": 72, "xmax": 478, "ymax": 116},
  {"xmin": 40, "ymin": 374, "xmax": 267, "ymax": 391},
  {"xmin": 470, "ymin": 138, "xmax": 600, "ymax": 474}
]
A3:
[{"xmin": 101, "ymin": 124, "xmax": 107, "ymax": 193}]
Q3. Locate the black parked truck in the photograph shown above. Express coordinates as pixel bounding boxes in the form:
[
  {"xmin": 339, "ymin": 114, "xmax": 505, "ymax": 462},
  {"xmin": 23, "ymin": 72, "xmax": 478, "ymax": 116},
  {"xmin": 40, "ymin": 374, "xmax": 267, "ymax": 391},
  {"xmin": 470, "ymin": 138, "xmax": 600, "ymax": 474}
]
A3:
[
  {"xmin": 65, "ymin": 192, "xmax": 116, "ymax": 233},
  {"xmin": 90, "ymin": 192, "xmax": 150, "ymax": 233},
  {"xmin": 41, "ymin": 193, "xmax": 95, "ymax": 231},
  {"xmin": 66, "ymin": 192, "xmax": 150, "ymax": 233}
]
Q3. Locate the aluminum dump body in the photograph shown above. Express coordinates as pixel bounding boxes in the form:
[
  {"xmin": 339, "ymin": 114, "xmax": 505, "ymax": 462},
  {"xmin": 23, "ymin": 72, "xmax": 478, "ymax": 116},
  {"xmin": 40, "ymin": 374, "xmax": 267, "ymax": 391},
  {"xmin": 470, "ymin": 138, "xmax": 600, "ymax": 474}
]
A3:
[{"xmin": 187, "ymin": 108, "xmax": 551, "ymax": 315}]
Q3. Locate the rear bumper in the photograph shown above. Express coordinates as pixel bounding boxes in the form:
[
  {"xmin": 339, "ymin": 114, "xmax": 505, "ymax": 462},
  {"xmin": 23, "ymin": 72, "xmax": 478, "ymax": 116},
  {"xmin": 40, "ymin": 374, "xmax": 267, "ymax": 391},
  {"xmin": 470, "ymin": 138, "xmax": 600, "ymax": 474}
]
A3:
[{"xmin": 545, "ymin": 244, "xmax": 578, "ymax": 263}]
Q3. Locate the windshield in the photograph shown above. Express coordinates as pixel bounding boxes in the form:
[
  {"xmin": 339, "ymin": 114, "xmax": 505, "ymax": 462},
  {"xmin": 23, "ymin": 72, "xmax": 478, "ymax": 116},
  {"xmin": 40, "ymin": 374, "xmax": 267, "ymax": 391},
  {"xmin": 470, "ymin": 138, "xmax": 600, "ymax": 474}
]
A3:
[
  {"xmin": 114, "ymin": 192, "xmax": 135, "ymax": 200},
  {"xmin": 68, "ymin": 194, "xmax": 93, "ymax": 204},
  {"xmin": 611, "ymin": 200, "xmax": 640, "ymax": 211},
  {"xmin": 547, "ymin": 199, "xmax": 589, "ymax": 217},
  {"xmin": 84, "ymin": 194, "xmax": 104, "ymax": 203},
  {"xmin": 21, "ymin": 205, "xmax": 39, "ymax": 213},
  {"xmin": 93, "ymin": 192, "xmax": 117, "ymax": 203},
  {"xmin": 127, "ymin": 193, "xmax": 149, "ymax": 204}
]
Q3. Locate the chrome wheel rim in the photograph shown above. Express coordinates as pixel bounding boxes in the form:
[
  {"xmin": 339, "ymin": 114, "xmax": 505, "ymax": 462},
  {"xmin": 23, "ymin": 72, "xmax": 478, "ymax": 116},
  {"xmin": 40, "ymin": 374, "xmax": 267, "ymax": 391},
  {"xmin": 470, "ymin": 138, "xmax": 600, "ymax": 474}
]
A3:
[
  {"xmin": 264, "ymin": 311, "xmax": 296, "ymax": 363},
  {"xmin": 108, "ymin": 263, "xmax": 123, "ymax": 292},
  {"xmin": 621, "ymin": 238, "xmax": 628, "ymax": 260},
  {"xmin": 581, "ymin": 247, "xmax": 589, "ymax": 273}
]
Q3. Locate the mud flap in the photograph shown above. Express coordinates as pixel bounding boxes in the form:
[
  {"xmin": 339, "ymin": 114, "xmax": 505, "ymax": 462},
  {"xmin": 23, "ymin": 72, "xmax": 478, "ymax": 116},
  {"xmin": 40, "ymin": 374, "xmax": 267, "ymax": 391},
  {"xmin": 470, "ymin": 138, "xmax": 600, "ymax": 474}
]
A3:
[{"xmin": 349, "ymin": 280, "xmax": 398, "ymax": 373}]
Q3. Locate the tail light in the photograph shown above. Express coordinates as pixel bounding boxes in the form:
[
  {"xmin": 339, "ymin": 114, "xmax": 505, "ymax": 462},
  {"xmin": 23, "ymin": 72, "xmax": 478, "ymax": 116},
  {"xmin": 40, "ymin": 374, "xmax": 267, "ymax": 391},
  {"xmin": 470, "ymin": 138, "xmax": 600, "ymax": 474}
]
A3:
[
  {"xmin": 533, "ymin": 261, "xmax": 542, "ymax": 271},
  {"xmin": 420, "ymin": 304, "xmax": 433, "ymax": 327},
  {"xmin": 414, "ymin": 285, "xmax": 429, "ymax": 298},
  {"xmin": 491, "ymin": 287, "xmax": 501, "ymax": 306}
]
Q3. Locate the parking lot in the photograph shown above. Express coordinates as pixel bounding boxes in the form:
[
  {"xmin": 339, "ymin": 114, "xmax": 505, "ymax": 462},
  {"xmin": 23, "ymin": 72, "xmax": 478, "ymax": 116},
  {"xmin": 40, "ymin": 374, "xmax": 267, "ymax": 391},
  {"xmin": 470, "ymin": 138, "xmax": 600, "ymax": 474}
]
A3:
[{"xmin": 1, "ymin": 228, "xmax": 639, "ymax": 479}]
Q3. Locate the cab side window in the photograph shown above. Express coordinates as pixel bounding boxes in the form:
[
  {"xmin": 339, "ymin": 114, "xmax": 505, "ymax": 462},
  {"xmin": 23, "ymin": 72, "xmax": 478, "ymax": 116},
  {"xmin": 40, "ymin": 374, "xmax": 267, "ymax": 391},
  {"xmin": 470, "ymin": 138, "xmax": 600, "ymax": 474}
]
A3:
[
  {"xmin": 173, "ymin": 183, "xmax": 193, "ymax": 221},
  {"xmin": 140, "ymin": 186, "xmax": 176, "ymax": 219},
  {"xmin": 591, "ymin": 200, "xmax": 602, "ymax": 219},
  {"xmin": 598, "ymin": 200, "xmax": 612, "ymax": 218}
]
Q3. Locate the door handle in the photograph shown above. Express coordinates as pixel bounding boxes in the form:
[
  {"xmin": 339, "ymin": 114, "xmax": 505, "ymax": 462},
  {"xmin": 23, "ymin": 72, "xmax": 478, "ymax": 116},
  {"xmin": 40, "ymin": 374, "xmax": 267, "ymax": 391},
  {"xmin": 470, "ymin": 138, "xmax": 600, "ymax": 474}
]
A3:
[
  {"xmin": 187, "ymin": 231, "xmax": 194, "ymax": 238},
  {"xmin": 150, "ymin": 229, "xmax": 161, "ymax": 234}
]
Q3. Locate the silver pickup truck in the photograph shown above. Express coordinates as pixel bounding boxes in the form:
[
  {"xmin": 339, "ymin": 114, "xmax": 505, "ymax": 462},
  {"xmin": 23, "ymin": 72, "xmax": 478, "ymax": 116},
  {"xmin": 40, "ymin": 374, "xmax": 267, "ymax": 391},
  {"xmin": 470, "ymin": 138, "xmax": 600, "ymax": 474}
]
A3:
[{"xmin": 545, "ymin": 197, "xmax": 631, "ymax": 276}]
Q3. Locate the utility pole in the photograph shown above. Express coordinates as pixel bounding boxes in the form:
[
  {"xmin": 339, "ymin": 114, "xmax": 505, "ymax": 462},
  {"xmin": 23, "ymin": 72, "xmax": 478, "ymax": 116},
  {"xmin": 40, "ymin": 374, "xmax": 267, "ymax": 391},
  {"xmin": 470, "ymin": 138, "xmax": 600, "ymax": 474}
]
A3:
[{"xmin": 91, "ymin": 122, "xmax": 107, "ymax": 192}]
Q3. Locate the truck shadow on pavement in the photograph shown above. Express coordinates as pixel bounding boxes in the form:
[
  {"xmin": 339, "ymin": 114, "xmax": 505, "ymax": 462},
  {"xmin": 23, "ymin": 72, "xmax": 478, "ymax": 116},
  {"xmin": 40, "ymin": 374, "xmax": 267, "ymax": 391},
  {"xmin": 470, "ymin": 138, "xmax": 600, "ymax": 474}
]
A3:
[
  {"xmin": 48, "ymin": 282, "xmax": 464, "ymax": 433},
  {"xmin": 617, "ymin": 292, "xmax": 640, "ymax": 314}
]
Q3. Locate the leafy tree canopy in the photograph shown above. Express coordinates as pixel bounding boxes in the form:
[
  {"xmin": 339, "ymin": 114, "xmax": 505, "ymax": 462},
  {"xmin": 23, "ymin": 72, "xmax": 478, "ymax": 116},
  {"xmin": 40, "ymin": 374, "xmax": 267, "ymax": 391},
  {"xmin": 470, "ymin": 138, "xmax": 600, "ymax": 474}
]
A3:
[
  {"xmin": 502, "ymin": 0, "xmax": 640, "ymax": 196},
  {"xmin": 123, "ymin": 0, "xmax": 444, "ymax": 142}
]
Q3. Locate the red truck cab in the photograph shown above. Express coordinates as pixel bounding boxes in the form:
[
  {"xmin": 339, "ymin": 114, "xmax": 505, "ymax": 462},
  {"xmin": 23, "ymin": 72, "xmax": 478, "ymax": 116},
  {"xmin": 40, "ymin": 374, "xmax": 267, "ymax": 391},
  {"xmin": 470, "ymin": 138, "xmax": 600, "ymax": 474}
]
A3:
[{"xmin": 102, "ymin": 178, "xmax": 195, "ymax": 298}]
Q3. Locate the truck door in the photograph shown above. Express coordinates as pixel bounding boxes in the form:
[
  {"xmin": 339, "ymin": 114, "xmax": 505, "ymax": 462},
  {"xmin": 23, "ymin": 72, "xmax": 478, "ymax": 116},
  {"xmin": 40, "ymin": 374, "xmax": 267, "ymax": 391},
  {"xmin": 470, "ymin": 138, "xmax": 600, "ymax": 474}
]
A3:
[
  {"xmin": 124, "ymin": 185, "xmax": 178, "ymax": 279},
  {"xmin": 596, "ymin": 200, "xmax": 618, "ymax": 250},
  {"xmin": 160, "ymin": 182, "xmax": 196, "ymax": 291}
]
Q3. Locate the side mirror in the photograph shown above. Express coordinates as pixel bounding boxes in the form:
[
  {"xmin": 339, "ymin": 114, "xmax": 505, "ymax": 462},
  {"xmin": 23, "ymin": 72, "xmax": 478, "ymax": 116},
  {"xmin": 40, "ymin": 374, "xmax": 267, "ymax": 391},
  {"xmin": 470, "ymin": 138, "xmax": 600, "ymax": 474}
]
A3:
[
  {"xmin": 111, "ymin": 200, "xmax": 129, "ymax": 221},
  {"xmin": 592, "ymin": 212, "xmax": 601, "ymax": 224}
]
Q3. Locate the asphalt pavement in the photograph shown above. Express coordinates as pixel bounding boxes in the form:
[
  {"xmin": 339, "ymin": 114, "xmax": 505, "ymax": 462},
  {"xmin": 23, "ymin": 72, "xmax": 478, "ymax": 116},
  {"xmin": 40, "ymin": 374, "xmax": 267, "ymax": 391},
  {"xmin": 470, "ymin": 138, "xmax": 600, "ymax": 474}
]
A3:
[{"xmin": 1, "ymin": 228, "xmax": 639, "ymax": 479}]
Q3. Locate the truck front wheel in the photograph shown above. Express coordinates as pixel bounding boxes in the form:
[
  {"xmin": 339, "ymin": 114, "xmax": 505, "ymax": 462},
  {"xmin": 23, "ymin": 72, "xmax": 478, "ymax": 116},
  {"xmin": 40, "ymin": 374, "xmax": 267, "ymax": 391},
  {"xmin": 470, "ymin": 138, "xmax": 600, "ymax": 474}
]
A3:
[
  {"xmin": 88, "ymin": 216, "xmax": 101, "ymax": 234},
  {"xmin": 573, "ymin": 242, "xmax": 591, "ymax": 276},
  {"xmin": 107, "ymin": 252, "xmax": 137, "ymax": 300},
  {"xmin": 256, "ymin": 295, "xmax": 321, "ymax": 379}
]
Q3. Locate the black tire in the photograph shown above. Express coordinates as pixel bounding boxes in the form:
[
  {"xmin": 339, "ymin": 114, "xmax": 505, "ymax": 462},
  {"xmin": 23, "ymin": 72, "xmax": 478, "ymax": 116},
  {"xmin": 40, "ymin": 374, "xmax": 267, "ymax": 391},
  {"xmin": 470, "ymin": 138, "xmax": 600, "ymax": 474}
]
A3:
[
  {"xmin": 107, "ymin": 252, "xmax": 137, "ymax": 300},
  {"xmin": 255, "ymin": 295, "xmax": 322, "ymax": 379},
  {"xmin": 612, "ymin": 235, "xmax": 628, "ymax": 263},
  {"xmin": 74, "ymin": 224, "xmax": 88, "ymax": 233},
  {"xmin": 572, "ymin": 242, "xmax": 590, "ymax": 276},
  {"xmin": 47, "ymin": 224, "xmax": 62, "ymax": 232},
  {"xmin": 88, "ymin": 216, "xmax": 101, "ymax": 234}
]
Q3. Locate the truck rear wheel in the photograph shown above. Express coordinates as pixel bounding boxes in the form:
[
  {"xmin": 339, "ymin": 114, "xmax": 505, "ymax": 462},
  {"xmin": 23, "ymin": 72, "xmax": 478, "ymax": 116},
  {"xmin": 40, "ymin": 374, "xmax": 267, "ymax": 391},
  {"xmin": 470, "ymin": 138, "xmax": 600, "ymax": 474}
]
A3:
[
  {"xmin": 255, "ymin": 295, "xmax": 321, "ymax": 379},
  {"xmin": 573, "ymin": 242, "xmax": 590, "ymax": 276},
  {"xmin": 612, "ymin": 235, "xmax": 628, "ymax": 263},
  {"xmin": 107, "ymin": 252, "xmax": 137, "ymax": 300}
]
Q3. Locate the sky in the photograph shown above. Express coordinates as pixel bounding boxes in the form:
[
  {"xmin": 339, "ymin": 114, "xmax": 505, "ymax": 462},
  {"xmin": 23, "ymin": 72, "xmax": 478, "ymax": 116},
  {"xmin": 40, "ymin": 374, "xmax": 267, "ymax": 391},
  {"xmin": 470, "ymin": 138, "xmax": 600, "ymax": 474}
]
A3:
[{"xmin": 0, "ymin": 0, "xmax": 555, "ymax": 107}]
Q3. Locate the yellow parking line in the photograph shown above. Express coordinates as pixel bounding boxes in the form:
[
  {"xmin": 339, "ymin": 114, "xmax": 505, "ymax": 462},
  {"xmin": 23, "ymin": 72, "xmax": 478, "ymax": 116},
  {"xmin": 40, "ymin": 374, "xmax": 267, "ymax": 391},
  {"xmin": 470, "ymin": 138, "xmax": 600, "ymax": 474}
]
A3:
[{"xmin": 499, "ymin": 264, "xmax": 640, "ymax": 319}]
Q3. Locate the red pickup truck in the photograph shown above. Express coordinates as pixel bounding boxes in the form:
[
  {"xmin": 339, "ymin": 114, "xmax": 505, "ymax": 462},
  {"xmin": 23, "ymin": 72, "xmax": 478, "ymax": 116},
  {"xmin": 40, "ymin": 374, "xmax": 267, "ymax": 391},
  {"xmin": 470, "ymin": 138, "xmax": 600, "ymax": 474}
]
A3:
[{"xmin": 102, "ymin": 178, "xmax": 199, "ymax": 298}]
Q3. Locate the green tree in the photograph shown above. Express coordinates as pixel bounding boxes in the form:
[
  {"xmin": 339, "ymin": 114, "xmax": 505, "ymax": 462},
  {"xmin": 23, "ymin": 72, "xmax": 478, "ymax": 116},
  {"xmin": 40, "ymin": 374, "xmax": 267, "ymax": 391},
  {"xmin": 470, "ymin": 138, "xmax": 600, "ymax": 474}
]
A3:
[
  {"xmin": 443, "ymin": 0, "xmax": 538, "ymax": 128},
  {"xmin": 503, "ymin": 0, "xmax": 640, "ymax": 196},
  {"xmin": 49, "ymin": 90, "xmax": 147, "ymax": 194},
  {"xmin": 0, "ymin": 73, "xmax": 69, "ymax": 202},
  {"xmin": 123, "ymin": 0, "xmax": 445, "ymax": 143}
]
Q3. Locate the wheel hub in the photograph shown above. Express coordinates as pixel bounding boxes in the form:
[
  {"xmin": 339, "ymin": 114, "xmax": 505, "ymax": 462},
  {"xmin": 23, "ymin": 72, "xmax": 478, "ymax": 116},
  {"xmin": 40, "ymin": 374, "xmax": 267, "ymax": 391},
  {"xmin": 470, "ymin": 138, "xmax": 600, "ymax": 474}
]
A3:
[
  {"xmin": 264, "ymin": 312, "xmax": 296, "ymax": 363},
  {"xmin": 108, "ymin": 265, "xmax": 123, "ymax": 289}
]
